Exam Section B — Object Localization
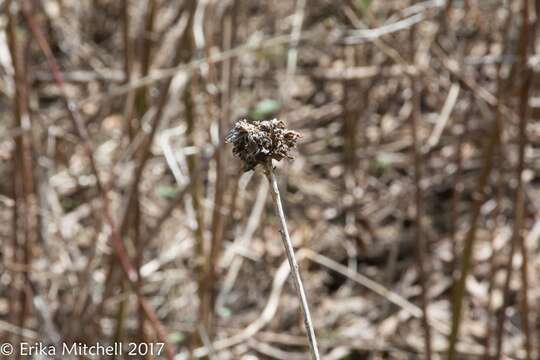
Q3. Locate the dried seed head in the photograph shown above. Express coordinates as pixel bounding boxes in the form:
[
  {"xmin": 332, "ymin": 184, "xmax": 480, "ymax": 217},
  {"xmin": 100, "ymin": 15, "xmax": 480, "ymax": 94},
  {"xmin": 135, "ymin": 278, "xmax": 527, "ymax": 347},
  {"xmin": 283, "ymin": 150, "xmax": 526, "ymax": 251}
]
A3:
[{"xmin": 225, "ymin": 119, "xmax": 301, "ymax": 171}]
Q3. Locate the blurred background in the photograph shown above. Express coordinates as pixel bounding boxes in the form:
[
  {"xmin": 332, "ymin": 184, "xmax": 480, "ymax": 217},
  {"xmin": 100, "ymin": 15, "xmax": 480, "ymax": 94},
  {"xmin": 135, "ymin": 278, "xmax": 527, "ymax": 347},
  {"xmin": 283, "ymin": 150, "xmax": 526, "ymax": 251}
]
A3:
[{"xmin": 1, "ymin": 0, "xmax": 540, "ymax": 359}]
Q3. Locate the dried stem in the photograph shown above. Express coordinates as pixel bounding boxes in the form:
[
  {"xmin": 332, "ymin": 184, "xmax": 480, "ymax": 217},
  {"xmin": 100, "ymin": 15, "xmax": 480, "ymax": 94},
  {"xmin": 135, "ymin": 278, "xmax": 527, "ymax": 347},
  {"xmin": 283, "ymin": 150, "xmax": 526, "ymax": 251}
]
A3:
[
  {"xmin": 479, "ymin": 5, "xmax": 513, "ymax": 358},
  {"xmin": 205, "ymin": 0, "xmax": 239, "ymax": 337},
  {"xmin": 7, "ymin": 0, "xmax": 38, "ymax": 340},
  {"xmin": 9, "ymin": 147, "xmax": 21, "ymax": 347},
  {"xmin": 513, "ymin": 2, "xmax": 533, "ymax": 358},
  {"xmin": 496, "ymin": 1, "xmax": 534, "ymax": 358},
  {"xmin": 186, "ymin": 79, "xmax": 208, "ymax": 346},
  {"xmin": 263, "ymin": 162, "xmax": 321, "ymax": 360},
  {"xmin": 409, "ymin": 17, "xmax": 432, "ymax": 360},
  {"xmin": 126, "ymin": 0, "xmax": 159, "ymax": 347},
  {"xmin": 446, "ymin": 72, "xmax": 502, "ymax": 360},
  {"xmin": 450, "ymin": 103, "xmax": 469, "ymax": 276},
  {"xmin": 122, "ymin": 0, "xmax": 134, "ymax": 139},
  {"xmin": 483, "ymin": 142, "xmax": 503, "ymax": 359}
]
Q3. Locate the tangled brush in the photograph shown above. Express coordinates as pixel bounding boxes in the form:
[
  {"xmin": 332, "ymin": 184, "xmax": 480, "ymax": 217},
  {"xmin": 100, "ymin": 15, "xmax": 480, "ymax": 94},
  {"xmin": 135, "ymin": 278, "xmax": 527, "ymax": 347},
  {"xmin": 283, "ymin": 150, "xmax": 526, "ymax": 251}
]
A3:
[{"xmin": 225, "ymin": 119, "xmax": 301, "ymax": 171}]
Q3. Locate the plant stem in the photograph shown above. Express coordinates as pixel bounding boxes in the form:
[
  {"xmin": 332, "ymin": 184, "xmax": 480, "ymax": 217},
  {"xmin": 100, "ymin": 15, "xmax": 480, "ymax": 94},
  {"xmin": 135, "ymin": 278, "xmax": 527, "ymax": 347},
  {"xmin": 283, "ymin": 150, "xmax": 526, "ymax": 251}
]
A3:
[
  {"xmin": 264, "ymin": 162, "xmax": 321, "ymax": 360},
  {"xmin": 409, "ymin": 16, "xmax": 432, "ymax": 360},
  {"xmin": 513, "ymin": 1, "xmax": 532, "ymax": 357}
]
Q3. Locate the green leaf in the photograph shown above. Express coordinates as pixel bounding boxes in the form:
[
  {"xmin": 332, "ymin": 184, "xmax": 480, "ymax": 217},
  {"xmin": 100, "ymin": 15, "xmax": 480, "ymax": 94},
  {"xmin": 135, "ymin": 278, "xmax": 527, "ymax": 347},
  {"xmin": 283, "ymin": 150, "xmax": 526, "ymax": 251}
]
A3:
[
  {"xmin": 369, "ymin": 152, "xmax": 393, "ymax": 175},
  {"xmin": 375, "ymin": 152, "xmax": 393, "ymax": 167},
  {"xmin": 217, "ymin": 306, "xmax": 232, "ymax": 318},
  {"xmin": 168, "ymin": 332, "xmax": 185, "ymax": 344},
  {"xmin": 356, "ymin": 0, "xmax": 373, "ymax": 9},
  {"xmin": 155, "ymin": 185, "xmax": 180, "ymax": 199},
  {"xmin": 249, "ymin": 99, "xmax": 281, "ymax": 120}
]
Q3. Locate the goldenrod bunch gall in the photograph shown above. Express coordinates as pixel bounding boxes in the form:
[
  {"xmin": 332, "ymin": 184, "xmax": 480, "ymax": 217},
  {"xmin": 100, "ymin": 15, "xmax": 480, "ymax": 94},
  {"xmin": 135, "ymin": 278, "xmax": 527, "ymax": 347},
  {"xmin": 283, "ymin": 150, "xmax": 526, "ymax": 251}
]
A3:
[{"xmin": 225, "ymin": 119, "xmax": 300, "ymax": 171}]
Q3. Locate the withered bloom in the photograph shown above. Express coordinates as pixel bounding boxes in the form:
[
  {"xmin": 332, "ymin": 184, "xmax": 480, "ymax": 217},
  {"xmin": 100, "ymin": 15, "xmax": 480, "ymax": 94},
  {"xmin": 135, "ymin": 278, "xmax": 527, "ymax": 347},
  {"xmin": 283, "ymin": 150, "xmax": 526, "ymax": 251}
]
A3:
[{"xmin": 225, "ymin": 119, "xmax": 300, "ymax": 171}]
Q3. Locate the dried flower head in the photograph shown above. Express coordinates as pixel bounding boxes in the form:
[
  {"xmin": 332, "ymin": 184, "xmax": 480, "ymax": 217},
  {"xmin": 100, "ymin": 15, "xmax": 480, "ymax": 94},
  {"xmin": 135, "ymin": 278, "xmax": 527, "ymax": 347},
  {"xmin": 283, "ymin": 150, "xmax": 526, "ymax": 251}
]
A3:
[{"xmin": 225, "ymin": 119, "xmax": 301, "ymax": 171}]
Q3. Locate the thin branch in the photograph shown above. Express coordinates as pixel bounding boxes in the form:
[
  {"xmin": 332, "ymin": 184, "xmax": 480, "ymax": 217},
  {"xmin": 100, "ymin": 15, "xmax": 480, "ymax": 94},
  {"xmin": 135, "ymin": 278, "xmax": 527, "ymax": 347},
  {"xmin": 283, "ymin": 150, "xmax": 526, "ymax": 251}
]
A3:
[
  {"xmin": 409, "ymin": 18, "xmax": 432, "ymax": 359},
  {"xmin": 423, "ymin": 83, "xmax": 460, "ymax": 153},
  {"xmin": 264, "ymin": 162, "xmax": 321, "ymax": 360},
  {"xmin": 344, "ymin": 13, "xmax": 426, "ymax": 44},
  {"xmin": 446, "ymin": 54, "xmax": 504, "ymax": 360},
  {"xmin": 493, "ymin": 1, "xmax": 536, "ymax": 357},
  {"xmin": 286, "ymin": 0, "xmax": 307, "ymax": 78}
]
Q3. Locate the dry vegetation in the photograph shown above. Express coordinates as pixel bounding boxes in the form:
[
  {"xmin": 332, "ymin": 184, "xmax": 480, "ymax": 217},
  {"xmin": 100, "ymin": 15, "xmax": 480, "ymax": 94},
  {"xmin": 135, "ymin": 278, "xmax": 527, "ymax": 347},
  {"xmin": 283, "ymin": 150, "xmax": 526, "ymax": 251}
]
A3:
[{"xmin": 1, "ymin": 0, "xmax": 540, "ymax": 359}]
